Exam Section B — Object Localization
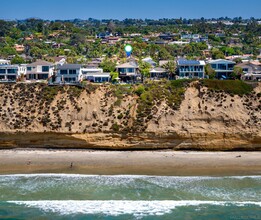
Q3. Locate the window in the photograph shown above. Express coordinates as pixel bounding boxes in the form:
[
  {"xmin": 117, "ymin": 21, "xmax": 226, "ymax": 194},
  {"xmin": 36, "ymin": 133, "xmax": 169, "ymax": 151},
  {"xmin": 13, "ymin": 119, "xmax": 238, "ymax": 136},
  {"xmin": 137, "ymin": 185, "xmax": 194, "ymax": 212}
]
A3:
[
  {"xmin": 38, "ymin": 74, "xmax": 49, "ymax": 79},
  {"xmin": 27, "ymin": 67, "xmax": 32, "ymax": 71},
  {"xmin": 69, "ymin": 69, "xmax": 77, "ymax": 74},
  {"xmin": 60, "ymin": 70, "xmax": 67, "ymax": 75},
  {"xmin": 7, "ymin": 75, "xmax": 16, "ymax": 80},
  {"xmin": 0, "ymin": 69, "xmax": 6, "ymax": 74},
  {"xmin": 218, "ymin": 64, "xmax": 226, "ymax": 70},
  {"xmin": 42, "ymin": 66, "xmax": 49, "ymax": 72},
  {"xmin": 7, "ymin": 69, "xmax": 17, "ymax": 74},
  {"xmin": 243, "ymin": 68, "xmax": 248, "ymax": 72}
]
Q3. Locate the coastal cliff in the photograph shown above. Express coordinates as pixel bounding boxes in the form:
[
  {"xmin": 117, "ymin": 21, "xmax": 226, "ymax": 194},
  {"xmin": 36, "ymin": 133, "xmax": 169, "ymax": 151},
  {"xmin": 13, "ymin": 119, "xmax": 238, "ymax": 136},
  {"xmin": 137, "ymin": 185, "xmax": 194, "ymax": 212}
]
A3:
[{"xmin": 0, "ymin": 80, "xmax": 260, "ymax": 150}]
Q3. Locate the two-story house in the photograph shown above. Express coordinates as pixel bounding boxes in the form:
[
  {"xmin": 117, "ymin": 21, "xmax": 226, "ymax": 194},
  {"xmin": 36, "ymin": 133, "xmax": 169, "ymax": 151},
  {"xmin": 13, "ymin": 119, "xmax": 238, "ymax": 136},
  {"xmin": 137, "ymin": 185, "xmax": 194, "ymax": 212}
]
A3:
[
  {"xmin": 81, "ymin": 68, "xmax": 110, "ymax": 83},
  {"xmin": 177, "ymin": 59, "xmax": 205, "ymax": 79},
  {"xmin": 0, "ymin": 65, "xmax": 19, "ymax": 81},
  {"xmin": 56, "ymin": 64, "xmax": 82, "ymax": 83},
  {"xmin": 116, "ymin": 61, "xmax": 139, "ymax": 82},
  {"xmin": 26, "ymin": 60, "xmax": 55, "ymax": 81},
  {"xmin": 208, "ymin": 59, "xmax": 235, "ymax": 79}
]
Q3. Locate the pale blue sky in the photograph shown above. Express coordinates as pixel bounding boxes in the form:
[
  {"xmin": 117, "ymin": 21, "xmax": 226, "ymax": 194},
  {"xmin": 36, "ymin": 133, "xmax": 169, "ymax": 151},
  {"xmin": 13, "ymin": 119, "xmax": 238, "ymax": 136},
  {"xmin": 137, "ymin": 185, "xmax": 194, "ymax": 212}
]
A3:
[{"xmin": 1, "ymin": 0, "xmax": 260, "ymax": 20}]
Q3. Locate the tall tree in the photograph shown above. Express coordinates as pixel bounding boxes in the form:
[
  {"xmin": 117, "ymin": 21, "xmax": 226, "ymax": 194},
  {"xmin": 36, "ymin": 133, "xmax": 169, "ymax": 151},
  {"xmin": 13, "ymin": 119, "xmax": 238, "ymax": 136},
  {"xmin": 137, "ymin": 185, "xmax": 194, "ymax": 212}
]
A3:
[
  {"xmin": 138, "ymin": 61, "xmax": 151, "ymax": 82},
  {"xmin": 205, "ymin": 63, "xmax": 216, "ymax": 79},
  {"xmin": 163, "ymin": 60, "xmax": 177, "ymax": 80}
]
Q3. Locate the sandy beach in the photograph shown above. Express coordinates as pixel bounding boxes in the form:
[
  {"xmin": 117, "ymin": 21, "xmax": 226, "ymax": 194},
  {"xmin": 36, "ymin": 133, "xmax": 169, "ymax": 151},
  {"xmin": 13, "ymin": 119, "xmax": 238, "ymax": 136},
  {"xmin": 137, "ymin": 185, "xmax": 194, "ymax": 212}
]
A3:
[{"xmin": 0, "ymin": 150, "xmax": 260, "ymax": 176}]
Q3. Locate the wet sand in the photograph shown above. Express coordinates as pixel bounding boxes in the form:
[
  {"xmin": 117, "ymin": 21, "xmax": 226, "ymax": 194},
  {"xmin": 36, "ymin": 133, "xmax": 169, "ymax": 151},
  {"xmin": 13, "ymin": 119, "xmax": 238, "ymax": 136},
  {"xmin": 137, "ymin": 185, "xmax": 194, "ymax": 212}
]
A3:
[{"xmin": 0, "ymin": 150, "xmax": 261, "ymax": 176}]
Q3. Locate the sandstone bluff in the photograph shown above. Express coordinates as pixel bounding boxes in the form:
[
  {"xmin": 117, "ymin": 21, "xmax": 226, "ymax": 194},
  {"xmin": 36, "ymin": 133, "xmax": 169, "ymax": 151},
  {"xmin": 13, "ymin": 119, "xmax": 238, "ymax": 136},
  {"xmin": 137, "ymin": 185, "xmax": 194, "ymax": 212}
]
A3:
[{"xmin": 0, "ymin": 81, "xmax": 260, "ymax": 151}]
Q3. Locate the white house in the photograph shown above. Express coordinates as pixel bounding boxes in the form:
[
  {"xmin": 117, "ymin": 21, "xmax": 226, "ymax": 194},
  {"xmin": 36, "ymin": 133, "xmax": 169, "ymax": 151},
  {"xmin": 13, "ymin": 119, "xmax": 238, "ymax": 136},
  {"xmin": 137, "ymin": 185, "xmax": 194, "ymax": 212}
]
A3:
[
  {"xmin": 26, "ymin": 60, "xmax": 55, "ymax": 81},
  {"xmin": 0, "ymin": 65, "xmax": 19, "ymax": 81},
  {"xmin": 81, "ymin": 68, "xmax": 110, "ymax": 83},
  {"xmin": 0, "ymin": 59, "xmax": 10, "ymax": 65},
  {"xmin": 0, "ymin": 64, "xmax": 28, "ymax": 81},
  {"xmin": 56, "ymin": 64, "xmax": 82, "ymax": 83}
]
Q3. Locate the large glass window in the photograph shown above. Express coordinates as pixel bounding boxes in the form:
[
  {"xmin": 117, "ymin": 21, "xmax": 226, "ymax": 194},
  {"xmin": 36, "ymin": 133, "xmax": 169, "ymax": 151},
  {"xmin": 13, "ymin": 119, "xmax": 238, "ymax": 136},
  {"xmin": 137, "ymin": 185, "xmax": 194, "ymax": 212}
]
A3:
[
  {"xmin": 60, "ymin": 70, "xmax": 67, "ymax": 75},
  {"xmin": 69, "ymin": 69, "xmax": 77, "ymax": 74},
  {"xmin": 38, "ymin": 74, "xmax": 49, "ymax": 79},
  {"xmin": 218, "ymin": 64, "xmax": 227, "ymax": 70},
  {"xmin": 0, "ymin": 69, "xmax": 6, "ymax": 74},
  {"xmin": 228, "ymin": 64, "xmax": 234, "ymax": 70},
  {"xmin": 42, "ymin": 66, "xmax": 49, "ymax": 72},
  {"xmin": 7, "ymin": 69, "xmax": 17, "ymax": 73},
  {"xmin": 27, "ymin": 67, "xmax": 32, "ymax": 71},
  {"xmin": 7, "ymin": 75, "xmax": 16, "ymax": 80}
]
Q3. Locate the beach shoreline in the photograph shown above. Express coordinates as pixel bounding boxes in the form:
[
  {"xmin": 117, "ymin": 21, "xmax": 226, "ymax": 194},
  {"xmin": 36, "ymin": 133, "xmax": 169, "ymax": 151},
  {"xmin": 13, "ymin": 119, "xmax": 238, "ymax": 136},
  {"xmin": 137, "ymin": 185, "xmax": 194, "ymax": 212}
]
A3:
[{"xmin": 0, "ymin": 149, "xmax": 261, "ymax": 176}]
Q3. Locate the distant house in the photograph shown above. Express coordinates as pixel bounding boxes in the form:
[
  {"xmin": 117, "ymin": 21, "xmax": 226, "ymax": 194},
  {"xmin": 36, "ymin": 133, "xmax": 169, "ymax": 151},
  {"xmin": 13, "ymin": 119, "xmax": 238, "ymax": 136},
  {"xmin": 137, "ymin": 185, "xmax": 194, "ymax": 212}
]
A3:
[
  {"xmin": 81, "ymin": 68, "xmax": 110, "ymax": 82},
  {"xmin": 208, "ymin": 59, "xmax": 235, "ymax": 79},
  {"xmin": 14, "ymin": 44, "xmax": 25, "ymax": 53},
  {"xmin": 177, "ymin": 59, "xmax": 205, "ymax": 79},
  {"xmin": 0, "ymin": 64, "xmax": 26, "ymax": 81},
  {"xmin": 236, "ymin": 61, "xmax": 261, "ymax": 81},
  {"xmin": 150, "ymin": 67, "xmax": 168, "ymax": 79},
  {"xmin": 142, "ymin": 57, "xmax": 156, "ymax": 67},
  {"xmin": 0, "ymin": 59, "xmax": 10, "ymax": 65},
  {"xmin": 26, "ymin": 60, "xmax": 55, "ymax": 81},
  {"xmin": 116, "ymin": 61, "xmax": 139, "ymax": 82},
  {"xmin": 56, "ymin": 64, "xmax": 82, "ymax": 83}
]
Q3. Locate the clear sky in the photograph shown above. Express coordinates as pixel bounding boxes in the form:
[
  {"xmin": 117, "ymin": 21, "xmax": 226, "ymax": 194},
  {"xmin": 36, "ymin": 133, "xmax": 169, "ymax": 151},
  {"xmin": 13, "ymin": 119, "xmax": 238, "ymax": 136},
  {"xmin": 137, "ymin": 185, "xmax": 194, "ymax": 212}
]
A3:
[{"xmin": 1, "ymin": 0, "xmax": 260, "ymax": 20}]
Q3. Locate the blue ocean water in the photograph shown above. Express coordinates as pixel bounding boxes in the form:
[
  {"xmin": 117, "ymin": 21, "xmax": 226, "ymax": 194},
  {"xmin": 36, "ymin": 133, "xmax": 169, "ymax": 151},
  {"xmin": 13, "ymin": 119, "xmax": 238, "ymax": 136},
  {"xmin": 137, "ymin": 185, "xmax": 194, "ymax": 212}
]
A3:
[{"xmin": 0, "ymin": 174, "xmax": 260, "ymax": 219}]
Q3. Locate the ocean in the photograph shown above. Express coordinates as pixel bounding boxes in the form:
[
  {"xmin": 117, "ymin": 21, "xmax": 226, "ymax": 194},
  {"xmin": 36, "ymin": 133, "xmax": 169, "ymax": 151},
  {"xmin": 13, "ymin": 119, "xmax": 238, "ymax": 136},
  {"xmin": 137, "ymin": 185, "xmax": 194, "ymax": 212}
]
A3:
[{"xmin": 0, "ymin": 174, "xmax": 260, "ymax": 219}]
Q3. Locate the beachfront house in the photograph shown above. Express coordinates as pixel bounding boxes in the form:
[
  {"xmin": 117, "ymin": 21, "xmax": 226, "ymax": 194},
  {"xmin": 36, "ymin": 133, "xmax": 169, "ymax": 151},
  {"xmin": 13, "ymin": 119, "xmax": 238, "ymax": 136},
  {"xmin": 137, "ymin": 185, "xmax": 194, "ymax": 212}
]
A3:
[
  {"xmin": 81, "ymin": 67, "xmax": 110, "ymax": 83},
  {"xmin": 0, "ymin": 63, "xmax": 27, "ymax": 82},
  {"xmin": 0, "ymin": 65, "xmax": 19, "ymax": 81},
  {"xmin": 177, "ymin": 59, "xmax": 205, "ymax": 79},
  {"xmin": 208, "ymin": 59, "xmax": 235, "ymax": 79},
  {"xmin": 26, "ymin": 60, "xmax": 55, "ymax": 81},
  {"xmin": 237, "ymin": 61, "xmax": 261, "ymax": 81},
  {"xmin": 116, "ymin": 61, "xmax": 139, "ymax": 82},
  {"xmin": 150, "ymin": 67, "xmax": 168, "ymax": 79},
  {"xmin": 55, "ymin": 64, "xmax": 83, "ymax": 83}
]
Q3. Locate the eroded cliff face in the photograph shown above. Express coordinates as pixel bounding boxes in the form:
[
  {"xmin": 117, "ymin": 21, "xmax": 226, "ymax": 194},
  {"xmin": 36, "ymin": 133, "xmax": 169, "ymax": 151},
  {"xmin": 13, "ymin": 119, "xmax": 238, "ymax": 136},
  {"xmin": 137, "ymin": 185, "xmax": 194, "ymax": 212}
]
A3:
[{"xmin": 0, "ymin": 82, "xmax": 260, "ymax": 150}]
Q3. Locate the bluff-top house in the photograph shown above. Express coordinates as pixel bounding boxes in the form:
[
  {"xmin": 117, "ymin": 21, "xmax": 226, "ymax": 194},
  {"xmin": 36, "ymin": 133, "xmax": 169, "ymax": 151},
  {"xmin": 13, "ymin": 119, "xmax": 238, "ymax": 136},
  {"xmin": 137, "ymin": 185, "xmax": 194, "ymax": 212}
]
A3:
[
  {"xmin": 150, "ymin": 67, "xmax": 168, "ymax": 79},
  {"xmin": 116, "ymin": 61, "xmax": 139, "ymax": 82},
  {"xmin": 0, "ymin": 64, "xmax": 27, "ymax": 81},
  {"xmin": 26, "ymin": 60, "xmax": 55, "ymax": 80},
  {"xmin": 177, "ymin": 59, "xmax": 205, "ymax": 79},
  {"xmin": 208, "ymin": 59, "xmax": 235, "ymax": 79},
  {"xmin": 56, "ymin": 64, "xmax": 82, "ymax": 83},
  {"xmin": 81, "ymin": 67, "xmax": 110, "ymax": 83},
  {"xmin": 236, "ymin": 61, "xmax": 261, "ymax": 81}
]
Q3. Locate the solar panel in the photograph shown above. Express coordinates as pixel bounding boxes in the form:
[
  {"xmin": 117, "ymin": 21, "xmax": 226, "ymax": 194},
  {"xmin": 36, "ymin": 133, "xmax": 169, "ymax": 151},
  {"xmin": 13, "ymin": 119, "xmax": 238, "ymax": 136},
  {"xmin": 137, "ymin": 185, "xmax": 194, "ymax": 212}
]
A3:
[{"xmin": 177, "ymin": 59, "xmax": 200, "ymax": 65}]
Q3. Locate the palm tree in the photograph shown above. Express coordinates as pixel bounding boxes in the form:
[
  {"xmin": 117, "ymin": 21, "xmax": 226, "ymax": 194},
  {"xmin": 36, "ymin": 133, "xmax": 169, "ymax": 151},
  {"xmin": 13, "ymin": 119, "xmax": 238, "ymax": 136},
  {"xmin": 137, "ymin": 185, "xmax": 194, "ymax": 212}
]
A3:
[{"xmin": 163, "ymin": 61, "xmax": 177, "ymax": 80}]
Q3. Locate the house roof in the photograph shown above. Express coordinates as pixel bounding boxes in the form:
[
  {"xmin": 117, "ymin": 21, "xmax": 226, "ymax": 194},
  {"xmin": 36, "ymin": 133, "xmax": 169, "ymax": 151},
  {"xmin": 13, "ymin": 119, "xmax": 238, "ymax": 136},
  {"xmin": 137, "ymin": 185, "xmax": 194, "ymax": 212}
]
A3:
[
  {"xmin": 177, "ymin": 59, "xmax": 205, "ymax": 66},
  {"xmin": 208, "ymin": 59, "xmax": 235, "ymax": 64},
  {"xmin": 57, "ymin": 64, "xmax": 82, "ymax": 70},
  {"xmin": 27, "ymin": 60, "xmax": 54, "ymax": 67},
  {"xmin": 150, "ymin": 67, "xmax": 167, "ymax": 73},
  {"xmin": 116, "ymin": 62, "xmax": 138, "ymax": 68}
]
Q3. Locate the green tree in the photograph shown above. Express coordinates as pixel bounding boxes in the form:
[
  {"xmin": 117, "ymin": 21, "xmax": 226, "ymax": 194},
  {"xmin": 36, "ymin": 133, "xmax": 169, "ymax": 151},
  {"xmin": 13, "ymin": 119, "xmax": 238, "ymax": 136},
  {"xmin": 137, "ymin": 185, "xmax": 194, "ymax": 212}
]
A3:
[
  {"xmin": 99, "ymin": 59, "xmax": 116, "ymax": 72},
  {"xmin": 110, "ymin": 71, "xmax": 119, "ymax": 83},
  {"xmin": 231, "ymin": 66, "xmax": 243, "ymax": 80},
  {"xmin": 11, "ymin": 56, "xmax": 25, "ymax": 64},
  {"xmin": 211, "ymin": 48, "xmax": 225, "ymax": 59},
  {"xmin": 163, "ymin": 60, "xmax": 177, "ymax": 79},
  {"xmin": 205, "ymin": 64, "xmax": 216, "ymax": 79},
  {"xmin": 138, "ymin": 61, "xmax": 151, "ymax": 82}
]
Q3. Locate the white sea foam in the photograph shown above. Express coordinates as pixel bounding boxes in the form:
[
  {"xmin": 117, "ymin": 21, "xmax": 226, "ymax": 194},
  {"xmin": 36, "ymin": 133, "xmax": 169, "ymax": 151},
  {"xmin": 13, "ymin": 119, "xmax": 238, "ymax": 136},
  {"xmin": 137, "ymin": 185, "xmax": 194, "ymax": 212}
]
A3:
[
  {"xmin": 8, "ymin": 200, "xmax": 261, "ymax": 217},
  {"xmin": 1, "ymin": 174, "xmax": 261, "ymax": 179}
]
